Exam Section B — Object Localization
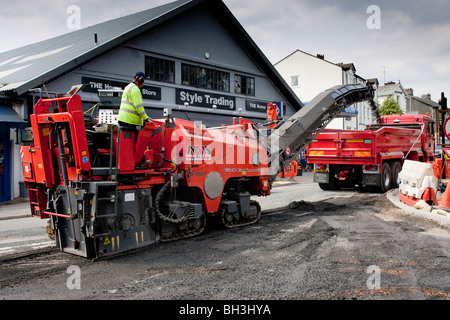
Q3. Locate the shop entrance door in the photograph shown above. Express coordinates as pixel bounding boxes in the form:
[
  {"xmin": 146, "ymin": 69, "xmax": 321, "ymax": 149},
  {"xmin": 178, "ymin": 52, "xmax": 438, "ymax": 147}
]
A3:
[{"xmin": 0, "ymin": 129, "xmax": 11, "ymax": 202}]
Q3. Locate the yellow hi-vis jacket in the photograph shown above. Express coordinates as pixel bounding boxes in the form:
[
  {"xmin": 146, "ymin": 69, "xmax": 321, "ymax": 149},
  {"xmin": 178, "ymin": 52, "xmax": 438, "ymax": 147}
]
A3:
[{"xmin": 118, "ymin": 82, "xmax": 149, "ymax": 126}]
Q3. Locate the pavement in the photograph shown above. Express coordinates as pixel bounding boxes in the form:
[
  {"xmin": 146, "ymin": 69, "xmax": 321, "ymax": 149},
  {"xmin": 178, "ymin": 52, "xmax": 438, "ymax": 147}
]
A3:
[
  {"xmin": 0, "ymin": 173, "xmax": 449, "ymax": 228},
  {"xmin": 386, "ymin": 188, "xmax": 450, "ymax": 228},
  {"xmin": 0, "ymin": 197, "xmax": 32, "ymax": 221}
]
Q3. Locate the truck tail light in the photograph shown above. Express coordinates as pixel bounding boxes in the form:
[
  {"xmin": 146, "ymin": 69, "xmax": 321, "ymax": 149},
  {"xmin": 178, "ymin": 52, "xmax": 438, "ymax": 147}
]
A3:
[{"xmin": 314, "ymin": 164, "xmax": 327, "ymax": 172}]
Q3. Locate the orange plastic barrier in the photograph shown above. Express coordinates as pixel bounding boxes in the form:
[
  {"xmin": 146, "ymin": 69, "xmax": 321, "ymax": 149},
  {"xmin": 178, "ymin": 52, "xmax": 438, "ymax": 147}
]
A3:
[
  {"xmin": 278, "ymin": 161, "xmax": 299, "ymax": 178},
  {"xmin": 433, "ymin": 158, "xmax": 450, "ymax": 179}
]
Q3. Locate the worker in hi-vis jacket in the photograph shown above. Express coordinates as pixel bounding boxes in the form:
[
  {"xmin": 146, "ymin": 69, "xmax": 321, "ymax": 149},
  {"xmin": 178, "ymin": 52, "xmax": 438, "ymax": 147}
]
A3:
[{"xmin": 118, "ymin": 71, "xmax": 152, "ymax": 128}]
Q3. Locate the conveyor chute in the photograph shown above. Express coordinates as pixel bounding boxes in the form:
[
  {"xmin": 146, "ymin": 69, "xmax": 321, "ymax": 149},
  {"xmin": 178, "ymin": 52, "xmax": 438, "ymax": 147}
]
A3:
[{"xmin": 267, "ymin": 83, "xmax": 376, "ymax": 178}]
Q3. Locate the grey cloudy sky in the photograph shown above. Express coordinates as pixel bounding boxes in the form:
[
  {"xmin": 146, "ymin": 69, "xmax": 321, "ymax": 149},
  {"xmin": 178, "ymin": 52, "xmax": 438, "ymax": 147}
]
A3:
[{"xmin": 1, "ymin": 0, "xmax": 449, "ymax": 102}]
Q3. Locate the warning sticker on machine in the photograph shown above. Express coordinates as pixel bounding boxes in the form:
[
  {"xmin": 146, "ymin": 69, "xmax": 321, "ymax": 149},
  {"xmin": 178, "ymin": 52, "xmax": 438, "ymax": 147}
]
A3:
[{"xmin": 125, "ymin": 193, "xmax": 135, "ymax": 202}]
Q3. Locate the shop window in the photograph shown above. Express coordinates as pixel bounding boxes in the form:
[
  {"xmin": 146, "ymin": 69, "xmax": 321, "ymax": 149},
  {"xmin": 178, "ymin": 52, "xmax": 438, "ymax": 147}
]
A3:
[
  {"xmin": 181, "ymin": 64, "xmax": 230, "ymax": 92},
  {"xmin": 145, "ymin": 56, "xmax": 175, "ymax": 83},
  {"xmin": 235, "ymin": 74, "xmax": 255, "ymax": 96}
]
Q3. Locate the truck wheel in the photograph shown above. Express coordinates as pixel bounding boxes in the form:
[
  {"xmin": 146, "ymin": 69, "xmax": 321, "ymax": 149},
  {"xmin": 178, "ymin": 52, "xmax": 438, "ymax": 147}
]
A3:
[
  {"xmin": 319, "ymin": 183, "xmax": 330, "ymax": 190},
  {"xmin": 318, "ymin": 174, "xmax": 340, "ymax": 191},
  {"xmin": 376, "ymin": 163, "xmax": 392, "ymax": 193},
  {"xmin": 390, "ymin": 162, "xmax": 402, "ymax": 189}
]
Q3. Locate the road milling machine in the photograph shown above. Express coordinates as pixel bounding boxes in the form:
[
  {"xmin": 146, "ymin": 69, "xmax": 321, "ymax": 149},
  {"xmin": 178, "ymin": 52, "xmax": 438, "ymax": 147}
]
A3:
[{"xmin": 21, "ymin": 83, "xmax": 375, "ymax": 258}]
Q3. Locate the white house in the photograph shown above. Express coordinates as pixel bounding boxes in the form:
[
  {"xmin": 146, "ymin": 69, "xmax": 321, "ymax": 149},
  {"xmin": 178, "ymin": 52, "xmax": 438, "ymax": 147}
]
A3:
[
  {"xmin": 274, "ymin": 49, "xmax": 378, "ymax": 130},
  {"xmin": 377, "ymin": 81, "xmax": 409, "ymax": 114}
]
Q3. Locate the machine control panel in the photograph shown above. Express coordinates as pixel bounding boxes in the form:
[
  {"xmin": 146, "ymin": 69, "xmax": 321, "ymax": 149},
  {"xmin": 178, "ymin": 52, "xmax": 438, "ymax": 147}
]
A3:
[{"xmin": 98, "ymin": 109, "xmax": 119, "ymax": 124}]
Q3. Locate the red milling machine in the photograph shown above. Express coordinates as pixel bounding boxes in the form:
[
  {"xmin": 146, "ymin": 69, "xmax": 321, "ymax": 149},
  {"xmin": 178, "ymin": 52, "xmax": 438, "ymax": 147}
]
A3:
[{"xmin": 21, "ymin": 83, "xmax": 375, "ymax": 258}]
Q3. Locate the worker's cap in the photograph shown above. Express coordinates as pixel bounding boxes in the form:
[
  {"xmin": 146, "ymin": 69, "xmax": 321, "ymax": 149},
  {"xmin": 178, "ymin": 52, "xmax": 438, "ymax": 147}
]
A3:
[{"xmin": 133, "ymin": 71, "xmax": 150, "ymax": 80}]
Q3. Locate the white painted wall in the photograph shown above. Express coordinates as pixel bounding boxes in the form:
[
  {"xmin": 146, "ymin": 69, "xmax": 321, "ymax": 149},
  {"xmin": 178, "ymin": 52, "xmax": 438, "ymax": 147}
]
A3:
[
  {"xmin": 275, "ymin": 50, "xmax": 378, "ymax": 130},
  {"xmin": 275, "ymin": 51, "xmax": 342, "ymax": 103}
]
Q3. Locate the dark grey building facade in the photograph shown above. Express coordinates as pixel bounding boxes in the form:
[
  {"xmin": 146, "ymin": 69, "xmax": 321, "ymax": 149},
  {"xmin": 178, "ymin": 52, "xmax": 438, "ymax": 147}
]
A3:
[{"xmin": 0, "ymin": 0, "xmax": 303, "ymax": 201}]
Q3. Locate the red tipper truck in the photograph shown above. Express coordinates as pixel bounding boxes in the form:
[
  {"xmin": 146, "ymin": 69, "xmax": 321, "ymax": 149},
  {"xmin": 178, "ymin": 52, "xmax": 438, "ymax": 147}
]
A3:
[{"xmin": 305, "ymin": 114, "xmax": 435, "ymax": 192}]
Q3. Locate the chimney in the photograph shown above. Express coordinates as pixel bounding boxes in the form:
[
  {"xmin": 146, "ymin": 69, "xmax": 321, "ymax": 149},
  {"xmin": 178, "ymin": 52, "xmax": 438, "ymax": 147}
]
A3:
[
  {"xmin": 316, "ymin": 54, "xmax": 324, "ymax": 60},
  {"xmin": 405, "ymin": 88, "xmax": 414, "ymax": 96},
  {"xmin": 421, "ymin": 93, "xmax": 431, "ymax": 100}
]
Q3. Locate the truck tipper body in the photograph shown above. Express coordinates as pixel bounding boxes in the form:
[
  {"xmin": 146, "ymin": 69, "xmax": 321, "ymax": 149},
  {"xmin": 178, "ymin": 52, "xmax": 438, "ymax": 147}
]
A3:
[{"xmin": 305, "ymin": 114, "xmax": 435, "ymax": 192}]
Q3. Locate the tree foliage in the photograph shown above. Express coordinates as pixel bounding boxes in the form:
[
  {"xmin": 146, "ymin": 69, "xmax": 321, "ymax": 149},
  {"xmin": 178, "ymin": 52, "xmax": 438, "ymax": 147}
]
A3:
[{"xmin": 379, "ymin": 96, "xmax": 403, "ymax": 115}]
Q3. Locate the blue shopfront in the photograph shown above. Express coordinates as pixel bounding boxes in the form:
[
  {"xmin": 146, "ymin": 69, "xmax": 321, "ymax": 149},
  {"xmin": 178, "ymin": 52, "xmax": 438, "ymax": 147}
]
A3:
[{"xmin": 0, "ymin": 106, "xmax": 27, "ymax": 202}]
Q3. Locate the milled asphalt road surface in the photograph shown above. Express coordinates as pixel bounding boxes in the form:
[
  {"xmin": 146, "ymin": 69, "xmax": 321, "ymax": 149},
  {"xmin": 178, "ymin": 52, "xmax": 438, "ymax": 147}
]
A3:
[{"xmin": 0, "ymin": 173, "xmax": 449, "ymax": 307}]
